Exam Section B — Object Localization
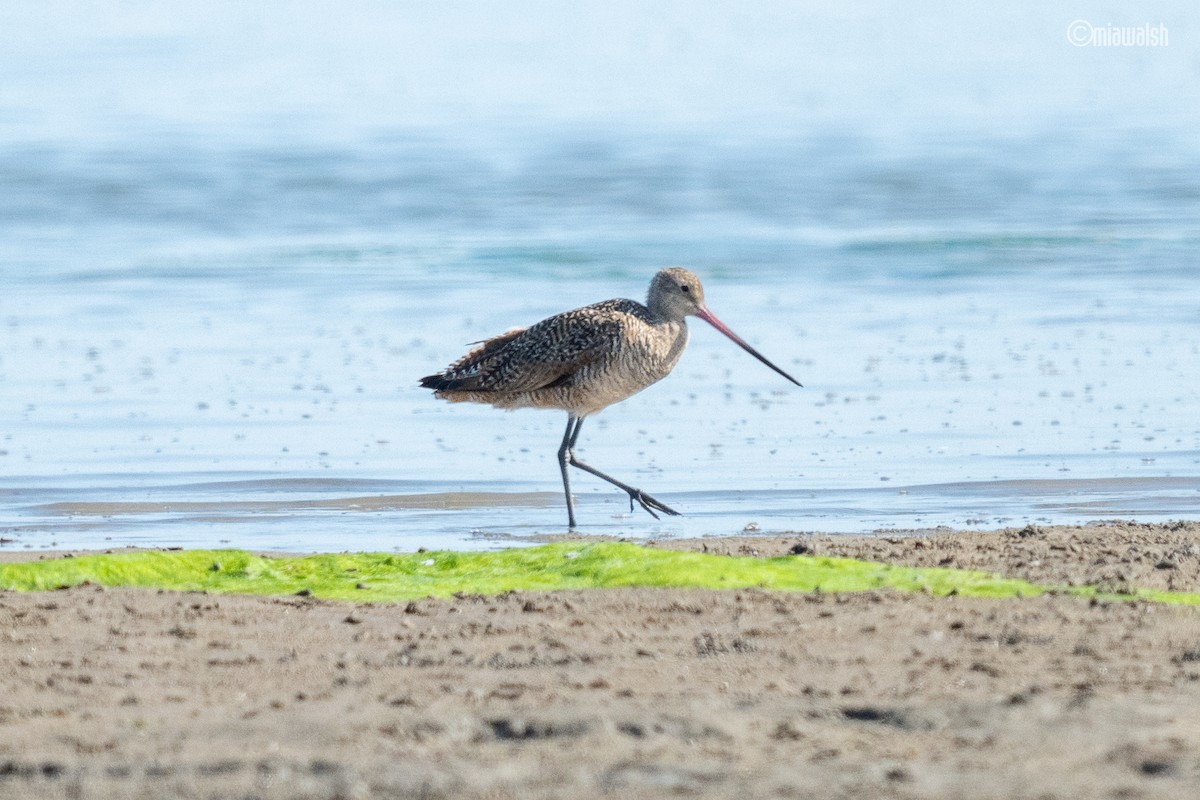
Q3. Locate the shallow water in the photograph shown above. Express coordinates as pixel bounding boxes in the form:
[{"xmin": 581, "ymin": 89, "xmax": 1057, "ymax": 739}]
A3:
[
  {"xmin": 4, "ymin": 129, "xmax": 1198, "ymax": 552},
  {"xmin": 5, "ymin": 475, "xmax": 1200, "ymax": 554},
  {"xmin": 2, "ymin": 5, "xmax": 1199, "ymax": 552}
]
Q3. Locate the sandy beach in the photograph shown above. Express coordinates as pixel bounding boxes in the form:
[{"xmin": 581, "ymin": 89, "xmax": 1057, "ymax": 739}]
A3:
[{"xmin": 4, "ymin": 522, "xmax": 1200, "ymax": 799}]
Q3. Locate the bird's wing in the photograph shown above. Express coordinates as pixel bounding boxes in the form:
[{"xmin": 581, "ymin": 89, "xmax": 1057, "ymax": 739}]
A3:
[{"xmin": 422, "ymin": 306, "xmax": 625, "ymax": 393}]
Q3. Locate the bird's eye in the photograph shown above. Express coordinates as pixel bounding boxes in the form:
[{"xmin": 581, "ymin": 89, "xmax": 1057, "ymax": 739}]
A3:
[{"xmin": 680, "ymin": 284, "xmax": 691, "ymax": 294}]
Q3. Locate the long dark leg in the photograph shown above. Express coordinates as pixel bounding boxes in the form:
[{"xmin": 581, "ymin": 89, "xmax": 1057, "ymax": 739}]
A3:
[
  {"xmin": 557, "ymin": 416, "xmax": 583, "ymax": 529},
  {"xmin": 563, "ymin": 417, "xmax": 680, "ymax": 523}
]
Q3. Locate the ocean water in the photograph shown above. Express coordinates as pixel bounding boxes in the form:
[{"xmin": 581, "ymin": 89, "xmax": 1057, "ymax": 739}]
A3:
[{"xmin": 2, "ymin": 3, "xmax": 1199, "ymax": 552}]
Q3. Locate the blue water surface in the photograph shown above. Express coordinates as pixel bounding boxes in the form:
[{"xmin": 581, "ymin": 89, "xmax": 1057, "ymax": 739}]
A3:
[{"xmin": 2, "ymin": 3, "xmax": 1199, "ymax": 551}]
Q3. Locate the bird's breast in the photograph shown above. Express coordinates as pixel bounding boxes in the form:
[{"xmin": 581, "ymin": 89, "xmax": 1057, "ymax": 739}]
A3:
[{"xmin": 579, "ymin": 318, "xmax": 688, "ymax": 404}]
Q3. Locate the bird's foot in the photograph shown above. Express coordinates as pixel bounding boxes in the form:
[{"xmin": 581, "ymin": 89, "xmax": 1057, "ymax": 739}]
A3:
[{"xmin": 627, "ymin": 489, "xmax": 681, "ymax": 520}]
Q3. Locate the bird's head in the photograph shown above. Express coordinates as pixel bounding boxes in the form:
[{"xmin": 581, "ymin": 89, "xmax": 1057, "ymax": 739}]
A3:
[
  {"xmin": 647, "ymin": 266, "xmax": 802, "ymax": 387},
  {"xmin": 647, "ymin": 267, "xmax": 706, "ymax": 322}
]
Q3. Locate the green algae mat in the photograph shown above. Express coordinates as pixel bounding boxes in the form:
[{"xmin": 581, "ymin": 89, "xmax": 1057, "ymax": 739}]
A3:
[{"xmin": 2, "ymin": 542, "xmax": 1198, "ymax": 605}]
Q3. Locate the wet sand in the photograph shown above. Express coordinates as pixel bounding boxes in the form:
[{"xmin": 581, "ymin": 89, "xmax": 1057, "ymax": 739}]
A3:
[{"xmin": 4, "ymin": 522, "xmax": 1200, "ymax": 799}]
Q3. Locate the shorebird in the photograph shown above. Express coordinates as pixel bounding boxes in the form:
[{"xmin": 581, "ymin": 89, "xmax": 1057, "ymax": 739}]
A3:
[{"xmin": 420, "ymin": 267, "xmax": 801, "ymax": 528}]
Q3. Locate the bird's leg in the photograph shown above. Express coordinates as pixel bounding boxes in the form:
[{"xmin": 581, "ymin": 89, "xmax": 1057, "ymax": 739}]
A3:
[
  {"xmin": 558, "ymin": 416, "xmax": 582, "ymax": 529},
  {"xmin": 564, "ymin": 418, "xmax": 681, "ymax": 521}
]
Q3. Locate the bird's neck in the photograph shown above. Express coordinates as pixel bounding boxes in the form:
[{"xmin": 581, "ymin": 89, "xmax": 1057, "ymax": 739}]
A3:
[{"xmin": 645, "ymin": 299, "xmax": 685, "ymax": 325}]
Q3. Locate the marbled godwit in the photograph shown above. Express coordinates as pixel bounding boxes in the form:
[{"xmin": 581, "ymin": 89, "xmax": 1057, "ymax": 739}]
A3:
[{"xmin": 420, "ymin": 267, "xmax": 801, "ymax": 528}]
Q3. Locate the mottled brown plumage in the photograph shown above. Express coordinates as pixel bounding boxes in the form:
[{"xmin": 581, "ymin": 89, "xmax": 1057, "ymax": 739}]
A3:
[
  {"xmin": 421, "ymin": 297, "xmax": 687, "ymax": 417},
  {"xmin": 420, "ymin": 268, "xmax": 801, "ymax": 528}
]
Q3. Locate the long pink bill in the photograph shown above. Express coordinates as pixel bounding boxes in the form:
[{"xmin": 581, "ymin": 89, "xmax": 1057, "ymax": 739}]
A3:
[{"xmin": 696, "ymin": 306, "xmax": 803, "ymax": 387}]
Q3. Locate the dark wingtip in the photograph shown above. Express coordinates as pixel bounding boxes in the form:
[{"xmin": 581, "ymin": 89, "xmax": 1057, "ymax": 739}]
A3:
[{"xmin": 419, "ymin": 374, "xmax": 449, "ymax": 390}]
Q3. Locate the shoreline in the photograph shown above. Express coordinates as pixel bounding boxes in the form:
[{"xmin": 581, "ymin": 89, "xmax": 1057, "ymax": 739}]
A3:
[{"xmin": 6, "ymin": 519, "xmax": 1200, "ymax": 594}]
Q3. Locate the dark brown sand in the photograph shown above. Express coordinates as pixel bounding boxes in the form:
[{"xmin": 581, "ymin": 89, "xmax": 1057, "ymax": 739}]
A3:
[
  {"xmin": 4, "ymin": 522, "xmax": 1200, "ymax": 799},
  {"xmin": 661, "ymin": 520, "xmax": 1200, "ymax": 594}
]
